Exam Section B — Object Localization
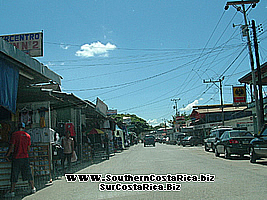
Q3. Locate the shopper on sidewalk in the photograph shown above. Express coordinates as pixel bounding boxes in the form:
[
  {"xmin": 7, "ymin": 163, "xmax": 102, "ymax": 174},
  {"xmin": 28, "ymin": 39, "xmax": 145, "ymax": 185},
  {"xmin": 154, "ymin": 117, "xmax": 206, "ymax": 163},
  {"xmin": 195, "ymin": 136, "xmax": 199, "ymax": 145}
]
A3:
[
  {"xmin": 61, "ymin": 131, "xmax": 74, "ymax": 174},
  {"xmin": 4, "ymin": 122, "xmax": 36, "ymax": 198}
]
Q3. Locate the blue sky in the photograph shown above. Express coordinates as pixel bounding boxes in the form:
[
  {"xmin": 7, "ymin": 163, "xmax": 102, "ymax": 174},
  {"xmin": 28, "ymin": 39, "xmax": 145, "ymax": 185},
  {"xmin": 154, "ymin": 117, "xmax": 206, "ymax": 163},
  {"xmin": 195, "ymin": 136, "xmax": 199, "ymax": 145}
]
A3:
[{"xmin": 1, "ymin": 0, "xmax": 266, "ymax": 126}]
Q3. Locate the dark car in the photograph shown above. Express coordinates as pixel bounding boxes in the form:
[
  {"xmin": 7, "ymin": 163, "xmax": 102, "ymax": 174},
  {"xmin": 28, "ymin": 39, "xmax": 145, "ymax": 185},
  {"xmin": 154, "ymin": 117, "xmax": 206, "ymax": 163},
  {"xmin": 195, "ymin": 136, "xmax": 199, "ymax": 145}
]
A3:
[
  {"xmin": 214, "ymin": 130, "xmax": 254, "ymax": 159},
  {"xmin": 204, "ymin": 127, "xmax": 232, "ymax": 152},
  {"xmin": 176, "ymin": 133, "xmax": 187, "ymax": 146},
  {"xmin": 181, "ymin": 136, "xmax": 201, "ymax": 147},
  {"xmin": 144, "ymin": 135, "xmax": 155, "ymax": 147},
  {"xmin": 249, "ymin": 125, "xmax": 267, "ymax": 163}
]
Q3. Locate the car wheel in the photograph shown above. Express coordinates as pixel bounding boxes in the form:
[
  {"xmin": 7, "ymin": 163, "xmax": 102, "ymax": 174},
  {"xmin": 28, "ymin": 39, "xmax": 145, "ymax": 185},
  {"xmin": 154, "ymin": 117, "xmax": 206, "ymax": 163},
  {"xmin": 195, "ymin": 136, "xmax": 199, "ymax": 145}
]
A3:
[
  {"xmin": 224, "ymin": 148, "xmax": 230, "ymax": 159},
  {"xmin": 204, "ymin": 144, "xmax": 209, "ymax": 151},
  {"xmin": 215, "ymin": 147, "xmax": 219, "ymax": 157},
  {"xmin": 182, "ymin": 144, "xmax": 185, "ymax": 147},
  {"xmin": 250, "ymin": 148, "xmax": 256, "ymax": 163}
]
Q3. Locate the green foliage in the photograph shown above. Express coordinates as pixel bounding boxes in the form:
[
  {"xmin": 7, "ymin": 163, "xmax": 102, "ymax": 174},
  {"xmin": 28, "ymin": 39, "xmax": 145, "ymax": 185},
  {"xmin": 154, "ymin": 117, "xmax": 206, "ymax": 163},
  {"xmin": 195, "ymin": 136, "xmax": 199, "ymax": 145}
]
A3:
[{"xmin": 111, "ymin": 114, "xmax": 153, "ymax": 134}]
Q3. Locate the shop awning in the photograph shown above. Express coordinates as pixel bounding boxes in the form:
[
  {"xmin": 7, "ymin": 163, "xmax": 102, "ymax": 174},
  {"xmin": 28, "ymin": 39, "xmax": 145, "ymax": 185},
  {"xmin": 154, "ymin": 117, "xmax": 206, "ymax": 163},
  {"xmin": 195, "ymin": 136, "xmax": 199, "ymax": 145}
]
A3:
[
  {"xmin": 88, "ymin": 128, "xmax": 104, "ymax": 134},
  {"xmin": 239, "ymin": 62, "xmax": 267, "ymax": 85}
]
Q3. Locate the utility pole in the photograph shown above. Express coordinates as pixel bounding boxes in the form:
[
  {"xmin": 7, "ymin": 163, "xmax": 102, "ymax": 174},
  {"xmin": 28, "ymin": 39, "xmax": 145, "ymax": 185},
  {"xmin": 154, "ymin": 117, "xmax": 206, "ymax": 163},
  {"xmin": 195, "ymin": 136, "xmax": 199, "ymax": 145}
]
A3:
[
  {"xmin": 225, "ymin": 0, "xmax": 262, "ymax": 133},
  {"xmin": 252, "ymin": 19, "xmax": 264, "ymax": 128},
  {"xmin": 203, "ymin": 77, "xmax": 225, "ymax": 125},
  {"xmin": 171, "ymin": 98, "xmax": 181, "ymax": 116}
]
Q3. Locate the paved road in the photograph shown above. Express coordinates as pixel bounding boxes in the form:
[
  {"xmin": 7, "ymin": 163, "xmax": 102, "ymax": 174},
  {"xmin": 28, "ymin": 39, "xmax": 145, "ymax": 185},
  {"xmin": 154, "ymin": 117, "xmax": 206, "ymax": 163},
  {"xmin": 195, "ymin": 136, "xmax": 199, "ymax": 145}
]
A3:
[{"xmin": 22, "ymin": 143, "xmax": 266, "ymax": 200}]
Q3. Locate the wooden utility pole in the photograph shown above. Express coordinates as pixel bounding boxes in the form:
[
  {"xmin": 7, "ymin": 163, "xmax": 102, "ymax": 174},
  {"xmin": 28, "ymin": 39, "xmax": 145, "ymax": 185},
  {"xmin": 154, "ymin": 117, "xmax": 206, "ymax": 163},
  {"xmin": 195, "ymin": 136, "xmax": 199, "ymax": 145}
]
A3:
[{"xmin": 203, "ymin": 77, "xmax": 225, "ymax": 125}]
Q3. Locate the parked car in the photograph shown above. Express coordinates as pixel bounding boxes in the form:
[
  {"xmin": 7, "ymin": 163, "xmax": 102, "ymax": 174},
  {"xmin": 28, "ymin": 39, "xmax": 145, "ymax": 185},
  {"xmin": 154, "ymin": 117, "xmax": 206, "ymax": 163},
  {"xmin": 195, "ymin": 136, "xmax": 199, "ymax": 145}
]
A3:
[
  {"xmin": 249, "ymin": 125, "xmax": 267, "ymax": 163},
  {"xmin": 204, "ymin": 127, "xmax": 232, "ymax": 152},
  {"xmin": 214, "ymin": 130, "xmax": 254, "ymax": 159},
  {"xmin": 176, "ymin": 133, "xmax": 187, "ymax": 146},
  {"xmin": 144, "ymin": 135, "xmax": 155, "ymax": 147},
  {"xmin": 181, "ymin": 136, "xmax": 202, "ymax": 147}
]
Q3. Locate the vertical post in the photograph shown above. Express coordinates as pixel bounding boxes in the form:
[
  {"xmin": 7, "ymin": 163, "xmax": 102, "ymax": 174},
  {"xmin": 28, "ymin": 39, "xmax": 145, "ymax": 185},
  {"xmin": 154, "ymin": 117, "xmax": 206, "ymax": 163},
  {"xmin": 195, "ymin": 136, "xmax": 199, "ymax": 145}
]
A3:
[
  {"xmin": 175, "ymin": 101, "xmax": 178, "ymax": 116},
  {"xmin": 203, "ymin": 79, "xmax": 224, "ymax": 125},
  {"xmin": 241, "ymin": 4, "xmax": 261, "ymax": 133},
  {"xmin": 252, "ymin": 20, "xmax": 264, "ymax": 128},
  {"xmin": 219, "ymin": 78, "xmax": 224, "ymax": 126}
]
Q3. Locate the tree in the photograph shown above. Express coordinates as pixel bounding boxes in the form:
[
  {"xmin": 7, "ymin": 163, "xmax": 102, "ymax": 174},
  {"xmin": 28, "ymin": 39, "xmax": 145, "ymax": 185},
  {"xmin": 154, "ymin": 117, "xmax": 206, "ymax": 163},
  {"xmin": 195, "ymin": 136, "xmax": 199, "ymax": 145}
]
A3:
[{"xmin": 111, "ymin": 114, "xmax": 153, "ymax": 135}]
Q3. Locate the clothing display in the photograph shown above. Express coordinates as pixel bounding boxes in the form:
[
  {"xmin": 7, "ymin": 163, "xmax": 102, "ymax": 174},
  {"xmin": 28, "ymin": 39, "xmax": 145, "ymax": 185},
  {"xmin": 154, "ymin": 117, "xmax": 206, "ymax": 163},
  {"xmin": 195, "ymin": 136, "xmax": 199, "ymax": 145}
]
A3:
[
  {"xmin": 65, "ymin": 123, "xmax": 76, "ymax": 137},
  {"xmin": 38, "ymin": 107, "xmax": 48, "ymax": 128},
  {"xmin": 20, "ymin": 111, "xmax": 32, "ymax": 126},
  {"xmin": 26, "ymin": 128, "xmax": 55, "ymax": 143}
]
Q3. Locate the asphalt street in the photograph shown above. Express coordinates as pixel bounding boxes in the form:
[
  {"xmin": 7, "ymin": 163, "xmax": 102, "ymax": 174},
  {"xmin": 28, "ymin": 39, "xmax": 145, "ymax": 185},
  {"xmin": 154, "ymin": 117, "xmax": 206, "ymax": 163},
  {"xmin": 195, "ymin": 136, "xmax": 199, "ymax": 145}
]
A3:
[{"xmin": 20, "ymin": 143, "xmax": 267, "ymax": 200}]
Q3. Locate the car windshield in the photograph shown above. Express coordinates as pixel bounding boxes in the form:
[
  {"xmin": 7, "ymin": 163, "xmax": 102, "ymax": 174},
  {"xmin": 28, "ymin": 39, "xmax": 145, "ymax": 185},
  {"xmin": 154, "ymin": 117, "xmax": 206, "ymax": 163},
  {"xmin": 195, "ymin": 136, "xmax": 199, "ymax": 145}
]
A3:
[
  {"xmin": 230, "ymin": 131, "xmax": 253, "ymax": 137},
  {"xmin": 261, "ymin": 128, "xmax": 267, "ymax": 136}
]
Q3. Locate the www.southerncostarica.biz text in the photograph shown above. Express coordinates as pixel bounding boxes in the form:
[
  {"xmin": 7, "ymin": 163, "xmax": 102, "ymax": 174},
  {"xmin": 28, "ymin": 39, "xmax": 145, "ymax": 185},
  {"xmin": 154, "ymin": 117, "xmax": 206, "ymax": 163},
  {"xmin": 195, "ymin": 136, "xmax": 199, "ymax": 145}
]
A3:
[{"xmin": 65, "ymin": 173, "xmax": 215, "ymax": 183}]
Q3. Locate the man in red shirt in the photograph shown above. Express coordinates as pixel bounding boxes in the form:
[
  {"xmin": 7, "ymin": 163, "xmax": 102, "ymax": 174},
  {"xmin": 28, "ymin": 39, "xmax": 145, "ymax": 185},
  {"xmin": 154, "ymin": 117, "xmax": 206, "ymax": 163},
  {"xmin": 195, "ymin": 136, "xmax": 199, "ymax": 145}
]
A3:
[{"xmin": 4, "ymin": 122, "xmax": 36, "ymax": 198}]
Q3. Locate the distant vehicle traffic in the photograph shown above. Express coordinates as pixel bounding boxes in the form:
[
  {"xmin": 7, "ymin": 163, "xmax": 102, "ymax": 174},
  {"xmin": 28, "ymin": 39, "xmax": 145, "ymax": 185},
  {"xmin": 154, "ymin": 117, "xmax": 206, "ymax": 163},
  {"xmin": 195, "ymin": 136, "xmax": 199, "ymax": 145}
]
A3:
[
  {"xmin": 214, "ymin": 130, "xmax": 254, "ymax": 159},
  {"xmin": 181, "ymin": 136, "xmax": 202, "ymax": 147},
  {"xmin": 204, "ymin": 127, "xmax": 233, "ymax": 152},
  {"xmin": 144, "ymin": 135, "xmax": 155, "ymax": 147},
  {"xmin": 249, "ymin": 125, "xmax": 267, "ymax": 163}
]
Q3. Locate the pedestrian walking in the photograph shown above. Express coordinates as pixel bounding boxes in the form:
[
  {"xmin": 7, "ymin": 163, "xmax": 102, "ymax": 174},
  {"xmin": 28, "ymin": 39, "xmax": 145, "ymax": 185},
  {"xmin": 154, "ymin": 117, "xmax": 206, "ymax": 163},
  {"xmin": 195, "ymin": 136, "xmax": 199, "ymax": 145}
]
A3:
[
  {"xmin": 4, "ymin": 122, "xmax": 36, "ymax": 198},
  {"xmin": 61, "ymin": 131, "xmax": 74, "ymax": 174}
]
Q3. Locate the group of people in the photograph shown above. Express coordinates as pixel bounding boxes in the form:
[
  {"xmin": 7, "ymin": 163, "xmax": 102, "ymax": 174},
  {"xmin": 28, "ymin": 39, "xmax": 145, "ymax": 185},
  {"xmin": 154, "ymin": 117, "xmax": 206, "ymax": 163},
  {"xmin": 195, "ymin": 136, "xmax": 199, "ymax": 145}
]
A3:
[
  {"xmin": 4, "ymin": 123, "xmax": 76, "ymax": 198},
  {"xmin": 3, "ymin": 123, "xmax": 112, "ymax": 198}
]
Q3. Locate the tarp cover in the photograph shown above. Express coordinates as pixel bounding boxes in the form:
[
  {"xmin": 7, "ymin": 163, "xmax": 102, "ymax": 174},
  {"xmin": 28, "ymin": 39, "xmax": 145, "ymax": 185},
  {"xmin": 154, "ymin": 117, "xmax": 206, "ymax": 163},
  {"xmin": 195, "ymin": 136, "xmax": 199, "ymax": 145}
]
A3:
[{"xmin": 0, "ymin": 59, "xmax": 19, "ymax": 113}]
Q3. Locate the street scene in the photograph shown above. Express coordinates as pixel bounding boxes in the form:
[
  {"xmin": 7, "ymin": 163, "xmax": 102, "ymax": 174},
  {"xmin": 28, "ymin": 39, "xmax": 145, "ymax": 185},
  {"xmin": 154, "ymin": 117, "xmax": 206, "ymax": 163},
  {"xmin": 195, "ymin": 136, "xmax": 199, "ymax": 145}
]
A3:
[
  {"xmin": 22, "ymin": 143, "xmax": 267, "ymax": 200},
  {"xmin": 0, "ymin": 0, "xmax": 267, "ymax": 199}
]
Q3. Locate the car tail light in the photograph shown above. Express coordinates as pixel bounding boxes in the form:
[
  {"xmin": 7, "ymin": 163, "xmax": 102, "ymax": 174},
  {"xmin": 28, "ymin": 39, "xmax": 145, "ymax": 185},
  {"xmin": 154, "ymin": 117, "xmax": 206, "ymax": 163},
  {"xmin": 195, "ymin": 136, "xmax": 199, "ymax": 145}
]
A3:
[{"xmin": 229, "ymin": 139, "xmax": 239, "ymax": 144}]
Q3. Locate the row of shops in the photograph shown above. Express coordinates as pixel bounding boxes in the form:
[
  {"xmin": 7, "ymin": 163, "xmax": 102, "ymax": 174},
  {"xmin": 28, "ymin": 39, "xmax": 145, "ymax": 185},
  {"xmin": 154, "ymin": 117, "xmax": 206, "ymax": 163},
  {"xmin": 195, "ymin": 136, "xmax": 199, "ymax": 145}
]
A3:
[{"xmin": 0, "ymin": 38, "xmax": 136, "ymax": 190}]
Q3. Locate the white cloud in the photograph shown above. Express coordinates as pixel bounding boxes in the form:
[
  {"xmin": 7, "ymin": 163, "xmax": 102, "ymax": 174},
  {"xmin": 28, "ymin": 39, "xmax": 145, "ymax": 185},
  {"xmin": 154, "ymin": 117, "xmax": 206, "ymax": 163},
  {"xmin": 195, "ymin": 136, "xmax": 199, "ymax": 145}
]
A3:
[
  {"xmin": 75, "ymin": 41, "xmax": 116, "ymax": 57},
  {"xmin": 180, "ymin": 98, "xmax": 203, "ymax": 112},
  {"xmin": 147, "ymin": 119, "xmax": 159, "ymax": 126}
]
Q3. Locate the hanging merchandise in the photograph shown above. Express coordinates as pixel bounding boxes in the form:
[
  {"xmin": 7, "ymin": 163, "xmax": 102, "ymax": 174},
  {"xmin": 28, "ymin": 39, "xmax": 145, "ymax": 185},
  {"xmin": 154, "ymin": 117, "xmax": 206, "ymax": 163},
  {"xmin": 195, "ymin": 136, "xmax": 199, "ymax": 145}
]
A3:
[
  {"xmin": 38, "ymin": 107, "xmax": 48, "ymax": 128},
  {"xmin": 20, "ymin": 110, "xmax": 32, "ymax": 126},
  {"xmin": 65, "ymin": 122, "xmax": 76, "ymax": 137}
]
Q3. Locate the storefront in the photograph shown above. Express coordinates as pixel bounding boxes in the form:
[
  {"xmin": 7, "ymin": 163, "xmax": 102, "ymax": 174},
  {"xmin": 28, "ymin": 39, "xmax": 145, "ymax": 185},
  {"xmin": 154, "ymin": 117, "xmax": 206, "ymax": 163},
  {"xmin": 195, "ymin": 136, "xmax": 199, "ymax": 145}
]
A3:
[{"xmin": 0, "ymin": 38, "xmax": 62, "ymax": 189}]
